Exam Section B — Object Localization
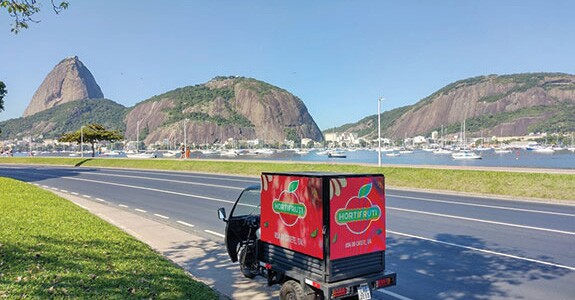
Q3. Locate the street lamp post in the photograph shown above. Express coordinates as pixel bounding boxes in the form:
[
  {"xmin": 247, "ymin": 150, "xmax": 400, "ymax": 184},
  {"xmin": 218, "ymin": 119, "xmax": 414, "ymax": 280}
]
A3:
[
  {"xmin": 80, "ymin": 126, "xmax": 85, "ymax": 158},
  {"xmin": 183, "ymin": 118, "xmax": 188, "ymax": 159},
  {"xmin": 378, "ymin": 97, "xmax": 384, "ymax": 167}
]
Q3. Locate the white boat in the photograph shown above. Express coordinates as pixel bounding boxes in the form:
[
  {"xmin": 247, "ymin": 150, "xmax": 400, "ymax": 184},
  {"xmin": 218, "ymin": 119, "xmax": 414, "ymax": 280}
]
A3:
[
  {"xmin": 160, "ymin": 150, "xmax": 179, "ymax": 157},
  {"xmin": 126, "ymin": 152, "xmax": 157, "ymax": 159},
  {"xmin": 533, "ymin": 146, "xmax": 555, "ymax": 153},
  {"xmin": 327, "ymin": 151, "xmax": 346, "ymax": 158},
  {"xmin": 220, "ymin": 150, "xmax": 239, "ymax": 157},
  {"xmin": 494, "ymin": 148, "xmax": 512, "ymax": 154},
  {"xmin": 433, "ymin": 148, "xmax": 453, "ymax": 155},
  {"xmin": 399, "ymin": 148, "xmax": 414, "ymax": 154},
  {"xmin": 452, "ymin": 149, "xmax": 482, "ymax": 160},
  {"xmin": 385, "ymin": 152, "xmax": 400, "ymax": 157}
]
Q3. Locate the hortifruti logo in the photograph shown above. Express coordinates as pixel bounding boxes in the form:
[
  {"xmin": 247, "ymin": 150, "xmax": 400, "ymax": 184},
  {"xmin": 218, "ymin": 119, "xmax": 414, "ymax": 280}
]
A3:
[
  {"xmin": 335, "ymin": 183, "xmax": 381, "ymax": 234},
  {"xmin": 272, "ymin": 180, "xmax": 307, "ymax": 226}
]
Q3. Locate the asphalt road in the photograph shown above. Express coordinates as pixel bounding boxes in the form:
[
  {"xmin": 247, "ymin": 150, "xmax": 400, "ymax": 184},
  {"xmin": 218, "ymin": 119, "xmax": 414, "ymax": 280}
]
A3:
[{"xmin": 1, "ymin": 165, "xmax": 574, "ymax": 300}]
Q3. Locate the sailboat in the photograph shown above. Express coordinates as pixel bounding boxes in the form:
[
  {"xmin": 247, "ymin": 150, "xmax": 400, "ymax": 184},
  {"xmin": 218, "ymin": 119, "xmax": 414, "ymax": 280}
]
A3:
[
  {"xmin": 451, "ymin": 120, "xmax": 482, "ymax": 160},
  {"xmin": 494, "ymin": 127, "xmax": 511, "ymax": 154},
  {"xmin": 433, "ymin": 125, "xmax": 453, "ymax": 155}
]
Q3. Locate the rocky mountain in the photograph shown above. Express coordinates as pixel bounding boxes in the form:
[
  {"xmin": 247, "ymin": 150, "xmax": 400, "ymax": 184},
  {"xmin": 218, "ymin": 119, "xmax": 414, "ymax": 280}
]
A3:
[
  {"xmin": 23, "ymin": 56, "xmax": 104, "ymax": 117},
  {"xmin": 332, "ymin": 73, "xmax": 575, "ymax": 139},
  {"xmin": 0, "ymin": 99, "xmax": 126, "ymax": 139},
  {"xmin": 125, "ymin": 76, "xmax": 324, "ymax": 145}
]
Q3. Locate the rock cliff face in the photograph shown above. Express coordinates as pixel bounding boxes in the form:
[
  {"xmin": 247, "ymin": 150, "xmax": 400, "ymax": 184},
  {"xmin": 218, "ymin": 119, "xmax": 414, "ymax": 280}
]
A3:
[
  {"xmin": 23, "ymin": 56, "xmax": 104, "ymax": 117},
  {"xmin": 125, "ymin": 77, "xmax": 324, "ymax": 145},
  {"xmin": 388, "ymin": 73, "xmax": 575, "ymax": 137},
  {"xmin": 334, "ymin": 73, "xmax": 575, "ymax": 139}
]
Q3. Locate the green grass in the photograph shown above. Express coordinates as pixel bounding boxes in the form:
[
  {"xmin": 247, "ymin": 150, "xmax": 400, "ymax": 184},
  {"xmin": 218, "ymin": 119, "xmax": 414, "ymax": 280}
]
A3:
[
  {"xmin": 0, "ymin": 178, "xmax": 219, "ymax": 299},
  {"xmin": 1, "ymin": 157, "xmax": 574, "ymax": 201}
]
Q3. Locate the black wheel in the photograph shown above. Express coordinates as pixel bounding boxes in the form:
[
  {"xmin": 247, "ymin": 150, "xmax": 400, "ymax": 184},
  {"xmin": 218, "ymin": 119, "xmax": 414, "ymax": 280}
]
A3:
[
  {"xmin": 280, "ymin": 280, "xmax": 305, "ymax": 300},
  {"xmin": 238, "ymin": 246, "xmax": 256, "ymax": 279}
]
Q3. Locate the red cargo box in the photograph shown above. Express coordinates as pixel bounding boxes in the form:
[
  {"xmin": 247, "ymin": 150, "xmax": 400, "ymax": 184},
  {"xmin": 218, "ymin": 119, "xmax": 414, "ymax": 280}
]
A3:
[{"xmin": 260, "ymin": 172, "xmax": 386, "ymax": 261}]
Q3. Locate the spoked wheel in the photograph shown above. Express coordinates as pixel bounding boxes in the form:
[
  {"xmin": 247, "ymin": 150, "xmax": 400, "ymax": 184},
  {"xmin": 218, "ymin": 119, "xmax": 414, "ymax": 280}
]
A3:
[
  {"xmin": 238, "ymin": 245, "xmax": 257, "ymax": 279},
  {"xmin": 279, "ymin": 280, "xmax": 305, "ymax": 300}
]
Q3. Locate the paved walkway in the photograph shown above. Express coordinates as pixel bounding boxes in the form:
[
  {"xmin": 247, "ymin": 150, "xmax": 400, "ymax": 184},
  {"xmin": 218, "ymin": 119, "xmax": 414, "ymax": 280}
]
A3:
[{"xmin": 54, "ymin": 191, "xmax": 279, "ymax": 300}]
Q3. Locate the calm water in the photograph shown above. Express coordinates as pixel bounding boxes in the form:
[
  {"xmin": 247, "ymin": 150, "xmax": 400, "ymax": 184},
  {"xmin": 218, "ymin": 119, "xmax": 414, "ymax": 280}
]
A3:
[
  {"xmin": 15, "ymin": 149, "xmax": 575, "ymax": 170},
  {"xmin": 236, "ymin": 149, "xmax": 575, "ymax": 170}
]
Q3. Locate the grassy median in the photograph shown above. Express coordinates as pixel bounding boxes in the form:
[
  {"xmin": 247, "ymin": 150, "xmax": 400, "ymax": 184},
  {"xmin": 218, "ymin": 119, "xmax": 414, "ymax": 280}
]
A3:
[
  {"xmin": 0, "ymin": 177, "xmax": 219, "ymax": 299},
  {"xmin": 1, "ymin": 156, "xmax": 574, "ymax": 201}
]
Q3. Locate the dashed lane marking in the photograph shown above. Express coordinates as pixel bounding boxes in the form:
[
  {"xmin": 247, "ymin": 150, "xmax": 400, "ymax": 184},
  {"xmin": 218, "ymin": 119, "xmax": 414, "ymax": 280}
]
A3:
[
  {"xmin": 176, "ymin": 221, "xmax": 195, "ymax": 228},
  {"xmin": 119, "ymin": 204, "xmax": 129, "ymax": 208},
  {"xmin": 204, "ymin": 230, "xmax": 225, "ymax": 238},
  {"xmin": 135, "ymin": 209, "xmax": 147, "ymax": 213},
  {"xmin": 154, "ymin": 214, "xmax": 169, "ymax": 219}
]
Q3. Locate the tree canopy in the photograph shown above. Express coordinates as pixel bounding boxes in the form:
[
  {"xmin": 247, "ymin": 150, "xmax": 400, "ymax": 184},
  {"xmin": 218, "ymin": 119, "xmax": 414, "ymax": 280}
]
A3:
[
  {"xmin": 0, "ymin": 81, "xmax": 5, "ymax": 112},
  {"xmin": 0, "ymin": 0, "xmax": 69, "ymax": 33},
  {"xmin": 59, "ymin": 124, "xmax": 123, "ymax": 157}
]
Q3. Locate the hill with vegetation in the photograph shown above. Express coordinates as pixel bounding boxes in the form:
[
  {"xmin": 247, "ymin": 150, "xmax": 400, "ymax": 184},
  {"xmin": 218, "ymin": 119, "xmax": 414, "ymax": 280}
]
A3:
[
  {"xmin": 0, "ymin": 98, "xmax": 126, "ymax": 139},
  {"xmin": 328, "ymin": 73, "xmax": 575, "ymax": 140},
  {"xmin": 124, "ymin": 76, "xmax": 324, "ymax": 146}
]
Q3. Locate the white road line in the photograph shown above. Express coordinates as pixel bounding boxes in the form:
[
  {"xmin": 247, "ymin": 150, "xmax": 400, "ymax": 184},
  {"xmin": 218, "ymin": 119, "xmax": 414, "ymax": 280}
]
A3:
[
  {"xmin": 63, "ymin": 177, "xmax": 237, "ymax": 205},
  {"xmin": 388, "ymin": 230, "xmax": 575, "ymax": 271},
  {"xmin": 177, "ymin": 221, "xmax": 195, "ymax": 228},
  {"xmin": 85, "ymin": 172, "xmax": 245, "ymax": 190},
  {"xmin": 96, "ymin": 198, "xmax": 105, "ymax": 202},
  {"xmin": 119, "ymin": 204, "xmax": 129, "ymax": 208},
  {"xmin": 60, "ymin": 189, "xmax": 68, "ymax": 193},
  {"xmin": 154, "ymin": 214, "xmax": 169, "ymax": 219},
  {"xmin": 205, "ymin": 230, "xmax": 225, "ymax": 238},
  {"xmin": 42, "ymin": 185, "xmax": 49, "ymax": 188},
  {"xmin": 98, "ymin": 168, "xmax": 257, "ymax": 184},
  {"xmin": 32, "ymin": 183, "xmax": 40, "ymax": 186},
  {"xmin": 135, "ymin": 209, "xmax": 147, "ymax": 213},
  {"xmin": 389, "ymin": 207, "xmax": 575, "ymax": 235},
  {"xmin": 83, "ymin": 195, "xmax": 91, "ymax": 198},
  {"xmin": 377, "ymin": 290, "xmax": 415, "ymax": 300},
  {"xmin": 389, "ymin": 193, "xmax": 575, "ymax": 217},
  {"xmin": 51, "ymin": 187, "xmax": 59, "ymax": 191},
  {"xmin": 71, "ymin": 192, "xmax": 79, "ymax": 195}
]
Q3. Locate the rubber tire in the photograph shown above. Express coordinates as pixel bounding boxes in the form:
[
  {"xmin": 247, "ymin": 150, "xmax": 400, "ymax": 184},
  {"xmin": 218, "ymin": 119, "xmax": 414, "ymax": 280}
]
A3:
[
  {"xmin": 238, "ymin": 246, "xmax": 256, "ymax": 279},
  {"xmin": 279, "ymin": 280, "xmax": 305, "ymax": 300}
]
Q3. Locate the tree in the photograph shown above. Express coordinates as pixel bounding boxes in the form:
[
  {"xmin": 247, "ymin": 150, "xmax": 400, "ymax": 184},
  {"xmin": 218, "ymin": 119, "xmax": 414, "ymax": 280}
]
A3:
[
  {"xmin": 0, "ymin": 80, "xmax": 6, "ymax": 112},
  {"xmin": 59, "ymin": 124, "xmax": 123, "ymax": 157},
  {"xmin": 1, "ymin": 0, "xmax": 69, "ymax": 33}
]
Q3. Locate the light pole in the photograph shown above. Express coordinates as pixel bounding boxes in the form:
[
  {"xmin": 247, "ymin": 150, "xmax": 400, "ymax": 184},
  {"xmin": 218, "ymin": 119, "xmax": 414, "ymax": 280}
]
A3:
[
  {"xmin": 80, "ymin": 126, "xmax": 85, "ymax": 158},
  {"xmin": 136, "ymin": 120, "xmax": 142, "ymax": 153},
  {"xmin": 183, "ymin": 118, "xmax": 188, "ymax": 159},
  {"xmin": 378, "ymin": 97, "xmax": 384, "ymax": 167}
]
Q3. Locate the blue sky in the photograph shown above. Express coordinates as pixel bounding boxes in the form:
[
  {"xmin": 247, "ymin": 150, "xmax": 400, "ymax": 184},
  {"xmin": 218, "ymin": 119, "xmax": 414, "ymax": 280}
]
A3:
[{"xmin": 1, "ymin": 0, "xmax": 573, "ymax": 130}]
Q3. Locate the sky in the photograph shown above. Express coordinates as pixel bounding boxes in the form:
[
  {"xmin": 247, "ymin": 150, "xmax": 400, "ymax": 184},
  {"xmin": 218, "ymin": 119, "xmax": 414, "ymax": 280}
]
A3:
[{"xmin": 1, "ymin": 0, "xmax": 574, "ymax": 130}]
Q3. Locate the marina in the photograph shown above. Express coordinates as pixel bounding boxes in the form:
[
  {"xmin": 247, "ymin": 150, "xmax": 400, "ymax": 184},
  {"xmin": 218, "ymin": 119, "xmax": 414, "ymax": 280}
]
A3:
[{"xmin": 10, "ymin": 147, "xmax": 575, "ymax": 170}]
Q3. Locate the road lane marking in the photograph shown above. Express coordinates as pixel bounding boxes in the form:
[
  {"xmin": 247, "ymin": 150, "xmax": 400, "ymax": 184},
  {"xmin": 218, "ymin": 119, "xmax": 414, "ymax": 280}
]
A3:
[
  {"xmin": 85, "ymin": 172, "xmax": 245, "ymax": 190},
  {"xmin": 389, "ymin": 194, "xmax": 575, "ymax": 217},
  {"xmin": 390, "ymin": 207, "xmax": 575, "ymax": 235},
  {"xmin": 63, "ymin": 177, "xmax": 237, "ymax": 205},
  {"xmin": 96, "ymin": 198, "xmax": 105, "ymax": 202},
  {"xmin": 60, "ymin": 189, "xmax": 68, "ymax": 193},
  {"xmin": 71, "ymin": 192, "xmax": 79, "ymax": 195},
  {"xmin": 154, "ymin": 214, "xmax": 169, "ymax": 219},
  {"xmin": 42, "ymin": 185, "xmax": 49, "ymax": 188},
  {"xmin": 177, "ymin": 221, "xmax": 195, "ymax": 228},
  {"xmin": 377, "ymin": 290, "xmax": 415, "ymax": 300},
  {"xmin": 83, "ymin": 195, "xmax": 91, "ymax": 198},
  {"xmin": 205, "ymin": 230, "xmax": 225, "ymax": 238},
  {"xmin": 135, "ymin": 209, "xmax": 147, "ymax": 213},
  {"xmin": 119, "ymin": 204, "xmax": 129, "ymax": 208},
  {"xmin": 51, "ymin": 187, "xmax": 59, "ymax": 191},
  {"xmin": 388, "ymin": 230, "xmax": 575, "ymax": 271},
  {"xmin": 97, "ymin": 168, "xmax": 257, "ymax": 184}
]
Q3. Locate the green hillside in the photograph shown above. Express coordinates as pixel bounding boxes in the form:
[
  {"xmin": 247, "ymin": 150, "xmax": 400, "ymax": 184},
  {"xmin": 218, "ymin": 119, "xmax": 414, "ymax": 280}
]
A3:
[{"xmin": 0, "ymin": 99, "xmax": 127, "ymax": 139}]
